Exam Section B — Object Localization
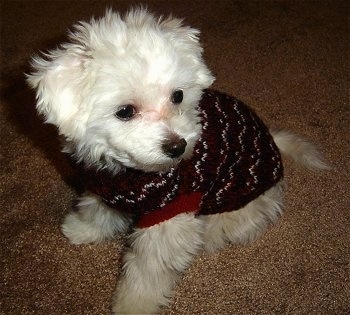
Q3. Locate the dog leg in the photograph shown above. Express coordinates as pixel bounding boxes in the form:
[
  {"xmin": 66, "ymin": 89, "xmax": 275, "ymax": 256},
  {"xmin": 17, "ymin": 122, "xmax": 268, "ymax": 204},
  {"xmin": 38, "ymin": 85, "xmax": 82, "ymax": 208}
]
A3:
[
  {"xmin": 112, "ymin": 213, "xmax": 203, "ymax": 314},
  {"xmin": 202, "ymin": 182, "xmax": 285, "ymax": 253},
  {"xmin": 61, "ymin": 193, "xmax": 132, "ymax": 245}
]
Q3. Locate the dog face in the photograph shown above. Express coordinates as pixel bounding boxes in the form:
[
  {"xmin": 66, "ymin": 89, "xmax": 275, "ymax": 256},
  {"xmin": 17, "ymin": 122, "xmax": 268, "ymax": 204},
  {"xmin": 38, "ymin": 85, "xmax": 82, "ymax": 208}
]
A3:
[{"xmin": 27, "ymin": 9, "xmax": 214, "ymax": 172}]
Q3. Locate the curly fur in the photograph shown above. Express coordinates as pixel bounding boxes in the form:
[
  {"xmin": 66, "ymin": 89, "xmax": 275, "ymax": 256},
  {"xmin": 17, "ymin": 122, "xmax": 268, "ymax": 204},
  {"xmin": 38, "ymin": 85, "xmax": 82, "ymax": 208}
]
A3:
[{"xmin": 27, "ymin": 8, "xmax": 327, "ymax": 314}]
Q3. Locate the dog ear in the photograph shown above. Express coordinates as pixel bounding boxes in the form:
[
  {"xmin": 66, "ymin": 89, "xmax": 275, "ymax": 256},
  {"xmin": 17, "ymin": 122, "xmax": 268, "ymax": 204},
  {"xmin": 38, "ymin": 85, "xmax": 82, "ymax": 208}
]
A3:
[
  {"xmin": 160, "ymin": 17, "xmax": 215, "ymax": 89},
  {"xmin": 27, "ymin": 48, "xmax": 91, "ymax": 139}
]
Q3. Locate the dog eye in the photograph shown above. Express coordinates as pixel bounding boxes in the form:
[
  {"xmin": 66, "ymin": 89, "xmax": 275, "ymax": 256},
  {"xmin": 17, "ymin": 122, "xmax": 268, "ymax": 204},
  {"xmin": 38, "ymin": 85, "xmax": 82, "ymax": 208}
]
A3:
[
  {"xmin": 171, "ymin": 90, "xmax": 183, "ymax": 104},
  {"xmin": 115, "ymin": 104, "xmax": 137, "ymax": 121}
]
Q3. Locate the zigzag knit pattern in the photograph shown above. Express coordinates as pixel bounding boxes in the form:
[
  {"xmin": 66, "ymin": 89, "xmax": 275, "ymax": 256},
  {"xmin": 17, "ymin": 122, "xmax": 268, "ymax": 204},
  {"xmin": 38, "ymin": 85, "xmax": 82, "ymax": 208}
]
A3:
[{"xmin": 83, "ymin": 90, "xmax": 283, "ymax": 228}]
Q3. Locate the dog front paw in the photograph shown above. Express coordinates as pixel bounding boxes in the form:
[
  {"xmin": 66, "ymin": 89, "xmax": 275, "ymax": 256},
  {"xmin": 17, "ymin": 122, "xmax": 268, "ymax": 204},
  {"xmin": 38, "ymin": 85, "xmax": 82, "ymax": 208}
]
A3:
[
  {"xmin": 62, "ymin": 194, "xmax": 132, "ymax": 245},
  {"xmin": 112, "ymin": 280, "xmax": 165, "ymax": 315},
  {"xmin": 112, "ymin": 298, "xmax": 158, "ymax": 315},
  {"xmin": 61, "ymin": 212, "xmax": 105, "ymax": 245}
]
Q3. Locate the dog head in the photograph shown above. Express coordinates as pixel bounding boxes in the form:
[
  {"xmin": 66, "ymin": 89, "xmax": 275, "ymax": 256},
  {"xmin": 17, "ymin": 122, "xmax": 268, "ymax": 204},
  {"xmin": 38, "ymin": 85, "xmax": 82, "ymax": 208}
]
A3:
[{"xmin": 27, "ymin": 8, "xmax": 214, "ymax": 173}]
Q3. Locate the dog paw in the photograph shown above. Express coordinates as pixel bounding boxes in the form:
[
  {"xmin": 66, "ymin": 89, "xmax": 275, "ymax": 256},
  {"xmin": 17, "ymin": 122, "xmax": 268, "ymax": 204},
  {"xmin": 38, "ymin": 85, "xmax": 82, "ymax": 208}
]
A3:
[
  {"xmin": 111, "ymin": 261, "xmax": 171, "ymax": 314},
  {"xmin": 61, "ymin": 212, "xmax": 107, "ymax": 245},
  {"xmin": 112, "ymin": 292, "xmax": 161, "ymax": 315}
]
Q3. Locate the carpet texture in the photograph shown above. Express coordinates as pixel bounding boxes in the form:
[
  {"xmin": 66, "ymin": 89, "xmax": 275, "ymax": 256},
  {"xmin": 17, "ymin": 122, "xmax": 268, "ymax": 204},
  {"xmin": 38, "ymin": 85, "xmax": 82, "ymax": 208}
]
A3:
[{"xmin": 1, "ymin": 1, "xmax": 349, "ymax": 314}]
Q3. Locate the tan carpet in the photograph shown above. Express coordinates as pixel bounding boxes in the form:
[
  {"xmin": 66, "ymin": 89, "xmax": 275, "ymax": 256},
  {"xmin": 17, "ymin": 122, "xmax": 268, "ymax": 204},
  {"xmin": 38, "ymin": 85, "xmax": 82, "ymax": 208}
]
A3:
[{"xmin": 1, "ymin": 1, "xmax": 349, "ymax": 314}]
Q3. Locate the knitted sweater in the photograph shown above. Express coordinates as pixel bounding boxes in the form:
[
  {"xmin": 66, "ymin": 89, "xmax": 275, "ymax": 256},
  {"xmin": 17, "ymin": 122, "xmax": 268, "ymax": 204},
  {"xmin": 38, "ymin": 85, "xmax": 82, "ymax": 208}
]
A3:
[{"xmin": 82, "ymin": 90, "xmax": 283, "ymax": 228}]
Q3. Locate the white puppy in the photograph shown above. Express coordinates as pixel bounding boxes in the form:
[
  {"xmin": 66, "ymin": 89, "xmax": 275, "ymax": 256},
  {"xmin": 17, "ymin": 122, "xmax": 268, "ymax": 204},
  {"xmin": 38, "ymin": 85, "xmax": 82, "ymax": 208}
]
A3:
[{"xmin": 27, "ymin": 8, "xmax": 328, "ymax": 314}]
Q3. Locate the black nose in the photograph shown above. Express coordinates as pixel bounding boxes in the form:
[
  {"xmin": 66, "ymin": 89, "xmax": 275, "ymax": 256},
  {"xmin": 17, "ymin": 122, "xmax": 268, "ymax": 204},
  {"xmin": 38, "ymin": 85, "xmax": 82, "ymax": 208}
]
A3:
[{"xmin": 162, "ymin": 137, "xmax": 187, "ymax": 158}]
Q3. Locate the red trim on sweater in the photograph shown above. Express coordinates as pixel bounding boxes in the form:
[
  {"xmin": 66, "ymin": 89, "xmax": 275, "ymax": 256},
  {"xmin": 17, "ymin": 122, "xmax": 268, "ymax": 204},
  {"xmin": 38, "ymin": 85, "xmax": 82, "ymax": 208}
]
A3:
[{"xmin": 137, "ymin": 192, "xmax": 203, "ymax": 228}]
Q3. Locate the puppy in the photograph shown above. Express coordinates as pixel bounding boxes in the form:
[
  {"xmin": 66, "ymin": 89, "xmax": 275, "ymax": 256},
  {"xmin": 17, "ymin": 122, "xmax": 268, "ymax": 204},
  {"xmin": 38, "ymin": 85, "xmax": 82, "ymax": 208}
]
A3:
[{"xmin": 27, "ymin": 8, "xmax": 328, "ymax": 314}]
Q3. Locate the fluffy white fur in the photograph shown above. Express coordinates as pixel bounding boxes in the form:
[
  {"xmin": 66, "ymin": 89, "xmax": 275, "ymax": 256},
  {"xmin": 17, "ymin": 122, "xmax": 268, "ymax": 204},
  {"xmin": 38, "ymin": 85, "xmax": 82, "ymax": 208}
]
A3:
[
  {"xmin": 61, "ymin": 194, "xmax": 132, "ymax": 244},
  {"xmin": 28, "ymin": 8, "xmax": 212, "ymax": 174},
  {"xmin": 27, "ymin": 8, "xmax": 327, "ymax": 314}
]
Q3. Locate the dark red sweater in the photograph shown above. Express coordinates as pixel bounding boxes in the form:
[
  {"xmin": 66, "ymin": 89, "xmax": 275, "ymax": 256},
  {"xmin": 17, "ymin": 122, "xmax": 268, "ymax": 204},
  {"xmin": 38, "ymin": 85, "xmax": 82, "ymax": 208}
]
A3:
[{"xmin": 82, "ymin": 90, "xmax": 283, "ymax": 228}]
